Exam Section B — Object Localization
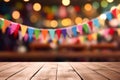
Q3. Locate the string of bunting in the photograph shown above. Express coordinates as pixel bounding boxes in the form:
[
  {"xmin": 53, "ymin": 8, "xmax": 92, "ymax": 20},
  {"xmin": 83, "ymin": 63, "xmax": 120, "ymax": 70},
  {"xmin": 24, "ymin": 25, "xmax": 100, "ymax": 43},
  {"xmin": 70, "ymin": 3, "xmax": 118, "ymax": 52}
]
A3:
[{"xmin": 0, "ymin": 6, "xmax": 120, "ymax": 42}]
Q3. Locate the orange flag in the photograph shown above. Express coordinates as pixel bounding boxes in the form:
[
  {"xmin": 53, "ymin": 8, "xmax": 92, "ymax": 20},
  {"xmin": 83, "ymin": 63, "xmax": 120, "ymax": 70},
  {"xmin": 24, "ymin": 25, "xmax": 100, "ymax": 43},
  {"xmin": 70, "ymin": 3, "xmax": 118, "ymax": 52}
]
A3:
[
  {"xmin": 42, "ymin": 29, "xmax": 48, "ymax": 40},
  {"xmin": 20, "ymin": 25, "xmax": 28, "ymax": 37},
  {"xmin": 87, "ymin": 34, "xmax": 93, "ymax": 41},
  {"xmin": 2, "ymin": 20, "xmax": 10, "ymax": 33}
]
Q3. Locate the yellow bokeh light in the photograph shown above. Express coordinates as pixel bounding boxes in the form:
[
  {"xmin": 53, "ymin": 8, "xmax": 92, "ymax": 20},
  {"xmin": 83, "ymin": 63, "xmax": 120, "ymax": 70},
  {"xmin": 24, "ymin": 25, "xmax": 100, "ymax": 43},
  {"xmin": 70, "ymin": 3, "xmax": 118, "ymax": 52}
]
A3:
[
  {"xmin": 4, "ymin": 0, "xmax": 10, "ymax": 2},
  {"xmin": 33, "ymin": 3, "xmax": 41, "ymax": 11},
  {"xmin": 75, "ymin": 17, "xmax": 83, "ymax": 25},
  {"xmin": 24, "ymin": 0, "xmax": 29, "ymax": 2},
  {"xmin": 118, "ymin": 14, "xmax": 120, "ymax": 20},
  {"xmin": 61, "ymin": 18, "xmax": 72, "ymax": 26},
  {"xmin": 62, "ymin": 0, "xmax": 70, "ymax": 6},
  {"xmin": 12, "ymin": 10, "xmax": 20, "ymax": 19},
  {"xmin": 107, "ymin": 0, "xmax": 114, "ymax": 3},
  {"xmin": 50, "ymin": 20, "xmax": 58, "ymax": 28},
  {"xmin": 84, "ymin": 3, "xmax": 92, "ymax": 11}
]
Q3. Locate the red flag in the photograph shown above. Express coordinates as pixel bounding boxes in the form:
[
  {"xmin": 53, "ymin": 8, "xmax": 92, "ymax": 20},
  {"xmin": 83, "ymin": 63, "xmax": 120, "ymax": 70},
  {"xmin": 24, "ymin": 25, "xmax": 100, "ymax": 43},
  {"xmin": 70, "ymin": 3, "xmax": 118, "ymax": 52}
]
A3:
[{"xmin": 56, "ymin": 29, "xmax": 61, "ymax": 39}]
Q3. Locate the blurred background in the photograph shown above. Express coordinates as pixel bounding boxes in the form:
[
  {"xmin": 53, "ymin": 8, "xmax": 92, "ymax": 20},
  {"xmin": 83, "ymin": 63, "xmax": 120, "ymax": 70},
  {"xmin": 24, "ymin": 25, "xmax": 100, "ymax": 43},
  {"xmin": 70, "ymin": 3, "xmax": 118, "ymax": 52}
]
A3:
[{"xmin": 0, "ymin": 0, "xmax": 120, "ymax": 61}]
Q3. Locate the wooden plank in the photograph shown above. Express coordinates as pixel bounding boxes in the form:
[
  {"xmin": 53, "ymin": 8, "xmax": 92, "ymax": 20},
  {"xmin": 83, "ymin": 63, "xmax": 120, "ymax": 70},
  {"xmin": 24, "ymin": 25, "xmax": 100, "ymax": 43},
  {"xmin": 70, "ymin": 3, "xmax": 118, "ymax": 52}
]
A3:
[
  {"xmin": 0, "ymin": 62, "xmax": 27, "ymax": 80},
  {"xmin": 83, "ymin": 62, "xmax": 120, "ymax": 80},
  {"xmin": 70, "ymin": 62, "xmax": 108, "ymax": 80},
  {"xmin": 57, "ymin": 62, "xmax": 81, "ymax": 80},
  {"xmin": 31, "ymin": 62, "xmax": 57, "ymax": 80},
  {"xmin": 91, "ymin": 62, "xmax": 120, "ymax": 73},
  {"xmin": 0, "ymin": 62, "xmax": 19, "ymax": 72},
  {"xmin": 0, "ymin": 62, "xmax": 9, "ymax": 66},
  {"xmin": 7, "ymin": 62, "xmax": 44, "ymax": 80}
]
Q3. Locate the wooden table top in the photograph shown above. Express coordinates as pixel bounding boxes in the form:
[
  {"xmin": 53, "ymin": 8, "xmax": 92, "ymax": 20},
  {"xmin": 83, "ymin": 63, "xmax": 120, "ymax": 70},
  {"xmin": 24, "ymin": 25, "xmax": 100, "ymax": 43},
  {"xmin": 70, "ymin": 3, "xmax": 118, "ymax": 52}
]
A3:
[{"xmin": 0, "ymin": 62, "xmax": 120, "ymax": 80}]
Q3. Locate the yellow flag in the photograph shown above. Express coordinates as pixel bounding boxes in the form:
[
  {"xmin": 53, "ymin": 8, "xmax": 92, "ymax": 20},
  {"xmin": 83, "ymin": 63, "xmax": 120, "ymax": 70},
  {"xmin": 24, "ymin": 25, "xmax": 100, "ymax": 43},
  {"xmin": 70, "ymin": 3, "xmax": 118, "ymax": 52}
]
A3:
[
  {"xmin": 79, "ymin": 36, "xmax": 84, "ymax": 44},
  {"xmin": 92, "ymin": 33, "xmax": 97, "ymax": 40},
  {"xmin": 20, "ymin": 25, "xmax": 28, "ymax": 37}
]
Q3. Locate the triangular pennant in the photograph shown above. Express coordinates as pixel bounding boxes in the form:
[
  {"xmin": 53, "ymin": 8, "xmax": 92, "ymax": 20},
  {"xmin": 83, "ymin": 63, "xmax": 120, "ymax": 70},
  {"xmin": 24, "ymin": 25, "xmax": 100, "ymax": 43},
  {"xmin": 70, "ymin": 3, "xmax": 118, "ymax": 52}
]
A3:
[
  {"xmin": 92, "ymin": 33, "xmax": 97, "ymax": 40},
  {"xmin": 0, "ymin": 19, "xmax": 4, "ymax": 29},
  {"xmin": 109, "ymin": 28, "xmax": 115, "ymax": 35},
  {"xmin": 79, "ymin": 36, "xmax": 84, "ymax": 44},
  {"xmin": 67, "ymin": 27, "xmax": 73, "ymax": 37},
  {"xmin": 10, "ymin": 22, "xmax": 17, "ymax": 34},
  {"xmin": 20, "ymin": 25, "xmax": 28, "ymax": 37},
  {"xmin": 42, "ymin": 29, "xmax": 48, "ymax": 40},
  {"xmin": 49, "ymin": 29, "xmax": 55, "ymax": 40},
  {"xmin": 72, "ymin": 26, "xmax": 77, "ymax": 37},
  {"xmin": 88, "ymin": 21, "xmax": 93, "ymax": 31},
  {"xmin": 56, "ymin": 29, "xmax": 61, "ymax": 39},
  {"xmin": 83, "ymin": 24, "xmax": 89, "ymax": 34},
  {"xmin": 13, "ymin": 24, "xmax": 20, "ymax": 38},
  {"xmin": 93, "ymin": 18, "xmax": 100, "ymax": 28},
  {"xmin": 2, "ymin": 20, "xmax": 10, "ymax": 33},
  {"xmin": 111, "ymin": 9, "xmax": 117, "ymax": 18},
  {"xmin": 28, "ymin": 28, "xmax": 34, "ymax": 41},
  {"xmin": 62, "ymin": 29, "xmax": 67, "ymax": 38},
  {"xmin": 87, "ymin": 34, "xmax": 93, "ymax": 41},
  {"xmin": 106, "ymin": 12, "xmax": 113, "ymax": 21},
  {"xmin": 77, "ymin": 25, "xmax": 83, "ymax": 35},
  {"xmin": 34, "ymin": 29, "xmax": 40, "ymax": 39}
]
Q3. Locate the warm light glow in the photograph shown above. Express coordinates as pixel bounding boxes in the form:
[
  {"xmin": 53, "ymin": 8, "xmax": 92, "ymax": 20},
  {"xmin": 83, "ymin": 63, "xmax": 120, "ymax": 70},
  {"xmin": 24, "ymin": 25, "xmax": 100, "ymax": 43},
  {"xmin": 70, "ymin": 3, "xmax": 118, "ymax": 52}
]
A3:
[
  {"xmin": 61, "ymin": 18, "xmax": 72, "ymax": 26},
  {"xmin": 100, "ymin": 14, "xmax": 107, "ymax": 20},
  {"xmin": 12, "ymin": 10, "xmax": 20, "ymax": 19},
  {"xmin": 62, "ymin": 0, "xmax": 70, "ymax": 6},
  {"xmin": 118, "ymin": 14, "xmax": 120, "ymax": 20},
  {"xmin": 30, "ymin": 15, "xmax": 38, "ymax": 23},
  {"xmin": 84, "ymin": 3, "xmax": 92, "ymax": 11},
  {"xmin": 107, "ymin": 0, "xmax": 114, "ymax": 3},
  {"xmin": 50, "ymin": 20, "xmax": 58, "ymax": 28},
  {"xmin": 24, "ymin": 0, "xmax": 29, "ymax": 2},
  {"xmin": 4, "ymin": 0, "xmax": 10, "ymax": 2},
  {"xmin": 83, "ymin": 18, "xmax": 89, "ymax": 22},
  {"xmin": 33, "ymin": 3, "xmax": 41, "ymax": 11},
  {"xmin": 75, "ymin": 17, "xmax": 82, "ymax": 25}
]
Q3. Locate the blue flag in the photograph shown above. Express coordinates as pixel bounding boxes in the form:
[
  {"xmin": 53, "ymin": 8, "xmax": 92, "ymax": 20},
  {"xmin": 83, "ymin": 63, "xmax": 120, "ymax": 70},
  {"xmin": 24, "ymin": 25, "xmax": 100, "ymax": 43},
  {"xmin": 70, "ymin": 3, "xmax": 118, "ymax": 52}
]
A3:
[
  {"xmin": 106, "ymin": 12, "xmax": 112, "ymax": 21},
  {"xmin": 49, "ymin": 29, "xmax": 55, "ymax": 40},
  {"xmin": 62, "ymin": 29, "xmax": 67, "ymax": 38},
  {"xmin": 72, "ymin": 26, "xmax": 77, "ymax": 37},
  {"xmin": 28, "ymin": 28, "xmax": 34, "ymax": 41},
  {"xmin": 93, "ymin": 18, "xmax": 100, "ymax": 28}
]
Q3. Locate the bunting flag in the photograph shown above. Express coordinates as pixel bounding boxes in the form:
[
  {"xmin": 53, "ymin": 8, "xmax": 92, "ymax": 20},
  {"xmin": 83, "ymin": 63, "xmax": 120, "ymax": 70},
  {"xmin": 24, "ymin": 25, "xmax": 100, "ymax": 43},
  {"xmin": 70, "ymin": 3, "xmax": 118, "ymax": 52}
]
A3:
[
  {"xmin": 93, "ymin": 18, "xmax": 100, "ymax": 28},
  {"xmin": 2, "ymin": 19, "xmax": 10, "ymax": 33},
  {"xmin": 79, "ymin": 36, "xmax": 84, "ymax": 44},
  {"xmin": 72, "ymin": 26, "xmax": 77, "ymax": 37},
  {"xmin": 92, "ymin": 33, "xmax": 97, "ymax": 40},
  {"xmin": 83, "ymin": 24, "xmax": 89, "ymax": 34},
  {"xmin": 49, "ymin": 29, "xmax": 55, "ymax": 40},
  {"xmin": 20, "ymin": 25, "xmax": 28, "ymax": 37},
  {"xmin": 87, "ymin": 34, "xmax": 93, "ymax": 41},
  {"xmin": 88, "ymin": 21, "xmax": 93, "ymax": 31},
  {"xmin": 42, "ymin": 29, "xmax": 48, "ymax": 40},
  {"xmin": 62, "ymin": 29, "xmax": 67, "ymax": 38},
  {"xmin": 67, "ymin": 27, "xmax": 73, "ymax": 37},
  {"xmin": 77, "ymin": 25, "xmax": 83, "ymax": 35},
  {"xmin": 112, "ymin": 9, "xmax": 117, "ymax": 18},
  {"xmin": 24, "ymin": 33, "xmax": 29, "ymax": 42},
  {"xmin": 106, "ymin": 12, "xmax": 113, "ymax": 21},
  {"xmin": 0, "ymin": 19, "xmax": 4, "ymax": 29},
  {"xmin": 10, "ymin": 22, "xmax": 17, "ymax": 34},
  {"xmin": 34, "ymin": 29, "xmax": 40, "ymax": 39},
  {"xmin": 117, "ymin": 28, "xmax": 120, "ymax": 36},
  {"xmin": 0, "ymin": 5, "xmax": 120, "ymax": 42},
  {"xmin": 56, "ymin": 29, "xmax": 61, "ymax": 39},
  {"xmin": 28, "ymin": 28, "xmax": 34, "ymax": 41},
  {"xmin": 13, "ymin": 24, "xmax": 20, "ymax": 38}
]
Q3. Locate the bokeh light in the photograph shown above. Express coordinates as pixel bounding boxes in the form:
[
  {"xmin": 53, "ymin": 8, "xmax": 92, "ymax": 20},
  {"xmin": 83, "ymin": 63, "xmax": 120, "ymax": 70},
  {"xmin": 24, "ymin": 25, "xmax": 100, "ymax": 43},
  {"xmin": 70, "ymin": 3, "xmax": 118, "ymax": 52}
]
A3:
[
  {"xmin": 107, "ymin": 0, "xmax": 114, "ymax": 3},
  {"xmin": 92, "ymin": 1, "xmax": 99, "ymax": 9},
  {"xmin": 33, "ymin": 3, "xmax": 41, "ymax": 11},
  {"xmin": 50, "ymin": 20, "xmax": 58, "ymax": 28},
  {"xmin": 75, "ymin": 17, "xmax": 83, "ymax": 25},
  {"xmin": 30, "ymin": 15, "xmax": 38, "ymax": 23},
  {"xmin": 84, "ymin": 3, "xmax": 92, "ymax": 11},
  {"xmin": 24, "ymin": 0, "xmax": 29, "ymax": 2},
  {"xmin": 4, "ymin": 0, "xmax": 10, "ymax": 2},
  {"xmin": 101, "ymin": 0, "xmax": 108, "ymax": 8},
  {"xmin": 61, "ymin": 18, "xmax": 72, "ymax": 26},
  {"xmin": 62, "ymin": 0, "xmax": 70, "ymax": 6},
  {"xmin": 12, "ymin": 10, "xmax": 20, "ymax": 19}
]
